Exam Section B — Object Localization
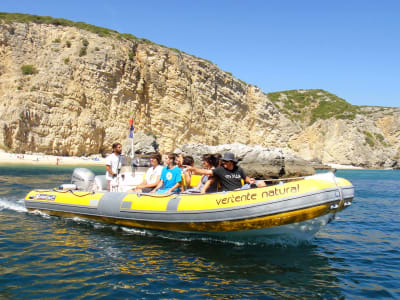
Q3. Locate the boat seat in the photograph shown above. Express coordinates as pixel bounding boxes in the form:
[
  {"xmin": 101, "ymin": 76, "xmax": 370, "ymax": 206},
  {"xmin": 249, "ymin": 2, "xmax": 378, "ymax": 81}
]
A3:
[
  {"xmin": 94, "ymin": 175, "xmax": 107, "ymax": 191},
  {"xmin": 189, "ymin": 174, "xmax": 202, "ymax": 187},
  {"xmin": 180, "ymin": 173, "xmax": 187, "ymax": 191},
  {"xmin": 181, "ymin": 173, "xmax": 202, "ymax": 191}
]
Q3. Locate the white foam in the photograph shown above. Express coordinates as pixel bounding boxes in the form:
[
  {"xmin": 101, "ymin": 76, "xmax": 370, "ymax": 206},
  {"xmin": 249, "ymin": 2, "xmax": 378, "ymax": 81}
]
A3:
[
  {"xmin": 121, "ymin": 226, "xmax": 153, "ymax": 236},
  {"xmin": 70, "ymin": 216, "xmax": 89, "ymax": 223},
  {"xmin": 0, "ymin": 198, "xmax": 28, "ymax": 213},
  {"xmin": 30, "ymin": 209, "xmax": 51, "ymax": 219}
]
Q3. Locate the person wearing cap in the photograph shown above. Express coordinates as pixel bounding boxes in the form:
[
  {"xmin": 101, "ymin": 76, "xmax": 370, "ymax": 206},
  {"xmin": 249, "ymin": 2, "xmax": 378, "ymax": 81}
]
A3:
[{"xmin": 185, "ymin": 152, "xmax": 255, "ymax": 191}]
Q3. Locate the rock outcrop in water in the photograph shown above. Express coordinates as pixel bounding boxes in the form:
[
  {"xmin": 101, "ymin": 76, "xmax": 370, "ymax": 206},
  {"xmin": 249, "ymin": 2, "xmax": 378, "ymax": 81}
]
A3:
[{"xmin": 0, "ymin": 15, "xmax": 399, "ymax": 169}]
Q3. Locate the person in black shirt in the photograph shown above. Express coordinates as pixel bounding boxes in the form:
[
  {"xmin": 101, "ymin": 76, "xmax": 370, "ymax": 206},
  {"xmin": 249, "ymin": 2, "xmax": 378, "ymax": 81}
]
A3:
[{"xmin": 186, "ymin": 152, "xmax": 255, "ymax": 191}]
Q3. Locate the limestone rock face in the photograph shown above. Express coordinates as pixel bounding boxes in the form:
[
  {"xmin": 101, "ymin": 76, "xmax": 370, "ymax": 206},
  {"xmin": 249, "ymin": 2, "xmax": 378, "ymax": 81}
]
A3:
[
  {"xmin": 0, "ymin": 21, "xmax": 399, "ymax": 168},
  {"xmin": 288, "ymin": 109, "xmax": 400, "ymax": 168},
  {"xmin": 121, "ymin": 132, "xmax": 158, "ymax": 157}
]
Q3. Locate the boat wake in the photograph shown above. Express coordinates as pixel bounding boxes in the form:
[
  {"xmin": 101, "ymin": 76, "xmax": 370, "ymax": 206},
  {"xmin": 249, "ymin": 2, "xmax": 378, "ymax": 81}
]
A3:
[
  {"xmin": 0, "ymin": 198, "xmax": 27, "ymax": 213},
  {"xmin": 19, "ymin": 202, "xmax": 313, "ymax": 246},
  {"xmin": 120, "ymin": 226, "xmax": 313, "ymax": 247}
]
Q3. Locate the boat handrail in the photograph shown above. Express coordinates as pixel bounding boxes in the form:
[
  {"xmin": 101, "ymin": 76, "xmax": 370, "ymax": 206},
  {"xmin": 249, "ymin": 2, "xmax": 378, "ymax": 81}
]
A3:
[{"xmin": 260, "ymin": 176, "xmax": 306, "ymax": 182}]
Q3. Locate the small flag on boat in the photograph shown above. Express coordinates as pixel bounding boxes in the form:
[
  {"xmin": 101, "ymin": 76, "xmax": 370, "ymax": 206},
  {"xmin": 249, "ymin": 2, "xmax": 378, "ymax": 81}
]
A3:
[{"xmin": 129, "ymin": 119, "xmax": 134, "ymax": 138}]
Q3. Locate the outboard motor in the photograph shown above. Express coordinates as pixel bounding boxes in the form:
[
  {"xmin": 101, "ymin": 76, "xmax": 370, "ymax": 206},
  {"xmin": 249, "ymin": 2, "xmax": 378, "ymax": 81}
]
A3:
[
  {"xmin": 93, "ymin": 175, "xmax": 107, "ymax": 191},
  {"xmin": 71, "ymin": 168, "xmax": 95, "ymax": 191}
]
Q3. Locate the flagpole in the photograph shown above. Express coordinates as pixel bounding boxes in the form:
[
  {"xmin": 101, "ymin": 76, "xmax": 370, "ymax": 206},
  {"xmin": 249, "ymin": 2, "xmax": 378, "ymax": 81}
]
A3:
[
  {"xmin": 131, "ymin": 136, "xmax": 134, "ymax": 159},
  {"xmin": 129, "ymin": 118, "xmax": 134, "ymax": 159}
]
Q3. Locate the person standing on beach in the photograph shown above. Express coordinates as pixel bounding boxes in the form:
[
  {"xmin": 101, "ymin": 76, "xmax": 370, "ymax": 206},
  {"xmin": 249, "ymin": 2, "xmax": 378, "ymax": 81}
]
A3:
[{"xmin": 105, "ymin": 143, "xmax": 122, "ymax": 191}]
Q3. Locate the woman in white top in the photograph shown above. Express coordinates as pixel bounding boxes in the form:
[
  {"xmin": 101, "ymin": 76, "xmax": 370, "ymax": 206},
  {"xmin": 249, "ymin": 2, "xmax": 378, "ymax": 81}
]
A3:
[{"xmin": 134, "ymin": 153, "xmax": 163, "ymax": 193}]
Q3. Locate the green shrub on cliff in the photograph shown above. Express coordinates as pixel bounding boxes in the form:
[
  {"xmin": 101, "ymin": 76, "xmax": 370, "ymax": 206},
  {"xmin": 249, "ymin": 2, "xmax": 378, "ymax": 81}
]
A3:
[
  {"xmin": 0, "ymin": 12, "xmax": 230, "ymax": 77},
  {"xmin": 79, "ymin": 47, "xmax": 87, "ymax": 57},
  {"xmin": 128, "ymin": 51, "xmax": 134, "ymax": 61},
  {"xmin": 365, "ymin": 136, "xmax": 375, "ymax": 147},
  {"xmin": 268, "ymin": 89, "xmax": 361, "ymax": 124},
  {"xmin": 0, "ymin": 12, "xmax": 117, "ymax": 37},
  {"xmin": 363, "ymin": 131, "xmax": 376, "ymax": 147},
  {"xmin": 21, "ymin": 64, "xmax": 38, "ymax": 75},
  {"xmin": 374, "ymin": 133, "xmax": 390, "ymax": 147},
  {"xmin": 310, "ymin": 98, "xmax": 359, "ymax": 124}
]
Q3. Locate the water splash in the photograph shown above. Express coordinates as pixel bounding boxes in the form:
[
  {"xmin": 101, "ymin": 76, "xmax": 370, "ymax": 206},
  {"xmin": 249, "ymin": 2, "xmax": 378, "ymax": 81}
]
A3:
[
  {"xmin": 0, "ymin": 198, "xmax": 27, "ymax": 213},
  {"xmin": 122, "ymin": 226, "xmax": 154, "ymax": 236},
  {"xmin": 30, "ymin": 209, "xmax": 51, "ymax": 219}
]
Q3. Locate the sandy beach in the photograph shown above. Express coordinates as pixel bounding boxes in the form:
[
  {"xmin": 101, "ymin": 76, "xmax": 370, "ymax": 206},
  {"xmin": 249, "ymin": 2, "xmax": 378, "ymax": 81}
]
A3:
[
  {"xmin": 0, "ymin": 150, "xmax": 367, "ymax": 170},
  {"xmin": 0, "ymin": 151, "xmax": 105, "ymax": 166},
  {"xmin": 327, "ymin": 163, "xmax": 364, "ymax": 170}
]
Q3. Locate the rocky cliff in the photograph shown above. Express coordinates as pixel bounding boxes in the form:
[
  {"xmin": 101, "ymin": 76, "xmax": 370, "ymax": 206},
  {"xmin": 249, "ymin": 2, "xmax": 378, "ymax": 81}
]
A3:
[{"xmin": 0, "ymin": 16, "xmax": 399, "ymax": 168}]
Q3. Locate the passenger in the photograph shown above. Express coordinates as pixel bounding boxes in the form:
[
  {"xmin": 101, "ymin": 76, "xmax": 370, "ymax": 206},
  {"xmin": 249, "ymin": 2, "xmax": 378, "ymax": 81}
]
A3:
[
  {"xmin": 105, "ymin": 142, "xmax": 123, "ymax": 191},
  {"xmin": 182, "ymin": 155, "xmax": 194, "ymax": 189},
  {"xmin": 152, "ymin": 153, "xmax": 182, "ymax": 194},
  {"xmin": 183, "ymin": 155, "xmax": 194, "ymax": 167},
  {"xmin": 176, "ymin": 153, "xmax": 185, "ymax": 169},
  {"xmin": 187, "ymin": 154, "xmax": 218, "ymax": 193},
  {"xmin": 214, "ymin": 153, "xmax": 222, "ymax": 167},
  {"xmin": 134, "ymin": 153, "xmax": 163, "ymax": 193},
  {"xmin": 186, "ymin": 152, "xmax": 255, "ymax": 192}
]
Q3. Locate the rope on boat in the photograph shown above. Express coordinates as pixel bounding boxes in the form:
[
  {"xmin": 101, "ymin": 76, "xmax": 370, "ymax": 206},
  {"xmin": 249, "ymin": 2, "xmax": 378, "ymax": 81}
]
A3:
[
  {"xmin": 332, "ymin": 173, "xmax": 344, "ymax": 205},
  {"xmin": 136, "ymin": 192, "xmax": 179, "ymax": 198},
  {"xmin": 52, "ymin": 188, "xmax": 94, "ymax": 197},
  {"xmin": 261, "ymin": 176, "xmax": 306, "ymax": 183}
]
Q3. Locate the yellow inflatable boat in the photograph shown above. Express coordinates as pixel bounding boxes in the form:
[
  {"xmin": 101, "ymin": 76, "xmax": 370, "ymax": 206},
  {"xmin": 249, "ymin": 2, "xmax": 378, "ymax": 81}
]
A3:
[{"xmin": 24, "ymin": 169, "xmax": 354, "ymax": 241}]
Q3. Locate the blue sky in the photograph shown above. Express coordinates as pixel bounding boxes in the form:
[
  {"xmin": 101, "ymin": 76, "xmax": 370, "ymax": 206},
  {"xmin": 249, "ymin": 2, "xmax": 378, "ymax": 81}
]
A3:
[{"xmin": 1, "ymin": 0, "xmax": 399, "ymax": 107}]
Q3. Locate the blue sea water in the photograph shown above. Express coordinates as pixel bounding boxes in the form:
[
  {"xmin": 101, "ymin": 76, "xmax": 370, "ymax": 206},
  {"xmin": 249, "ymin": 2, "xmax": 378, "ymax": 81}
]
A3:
[{"xmin": 0, "ymin": 165, "xmax": 399, "ymax": 299}]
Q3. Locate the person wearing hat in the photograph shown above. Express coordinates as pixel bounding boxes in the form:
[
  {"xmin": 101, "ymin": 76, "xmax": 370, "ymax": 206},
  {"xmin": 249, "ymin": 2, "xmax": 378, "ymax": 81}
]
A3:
[{"xmin": 185, "ymin": 152, "xmax": 255, "ymax": 191}]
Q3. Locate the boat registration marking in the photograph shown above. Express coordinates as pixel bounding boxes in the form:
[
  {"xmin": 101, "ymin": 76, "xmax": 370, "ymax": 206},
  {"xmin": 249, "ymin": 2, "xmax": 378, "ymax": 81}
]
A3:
[{"xmin": 35, "ymin": 194, "xmax": 56, "ymax": 201}]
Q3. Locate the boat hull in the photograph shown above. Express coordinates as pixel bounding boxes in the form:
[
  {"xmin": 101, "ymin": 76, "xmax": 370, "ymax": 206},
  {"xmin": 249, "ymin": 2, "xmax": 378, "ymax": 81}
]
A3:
[{"xmin": 24, "ymin": 173, "xmax": 354, "ymax": 237}]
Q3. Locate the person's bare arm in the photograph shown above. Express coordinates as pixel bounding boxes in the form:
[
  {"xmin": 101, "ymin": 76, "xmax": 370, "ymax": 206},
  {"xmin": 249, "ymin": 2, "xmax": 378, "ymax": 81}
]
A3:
[
  {"xmin": 201, "ymin": 177, "xmax": 215, "ymax": 194},
  {"xmin": 106, "ymin": 165, "xmax": 115, "ymax": 176},
  {"xmin": 185, "ymin": 166, "xmax": 213, "ymax": 176},
  {"xmin": 245, "ymin": 176, "xmax": 256, "ymax": 185},
  {"xmin": 184, "ymin": 171, "xmax": 192, "ymax": 187},
  {"xmin": 167, "ymin": 182, "xmax": 181, "ymax": 194},
  {"xmin": 152, "ymin": 179, "xmax": 164, "ymax": 192},
  {"xmin": 138, "ymin": 176, "xmax": 161, "ymax": 189}
]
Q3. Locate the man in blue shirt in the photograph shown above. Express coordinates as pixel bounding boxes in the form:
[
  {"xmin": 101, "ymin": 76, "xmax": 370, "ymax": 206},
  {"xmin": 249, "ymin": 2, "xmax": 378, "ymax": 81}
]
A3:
[{"xmin": 152, "ymin": 153, "xmax": 182, "ymax": 194}]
